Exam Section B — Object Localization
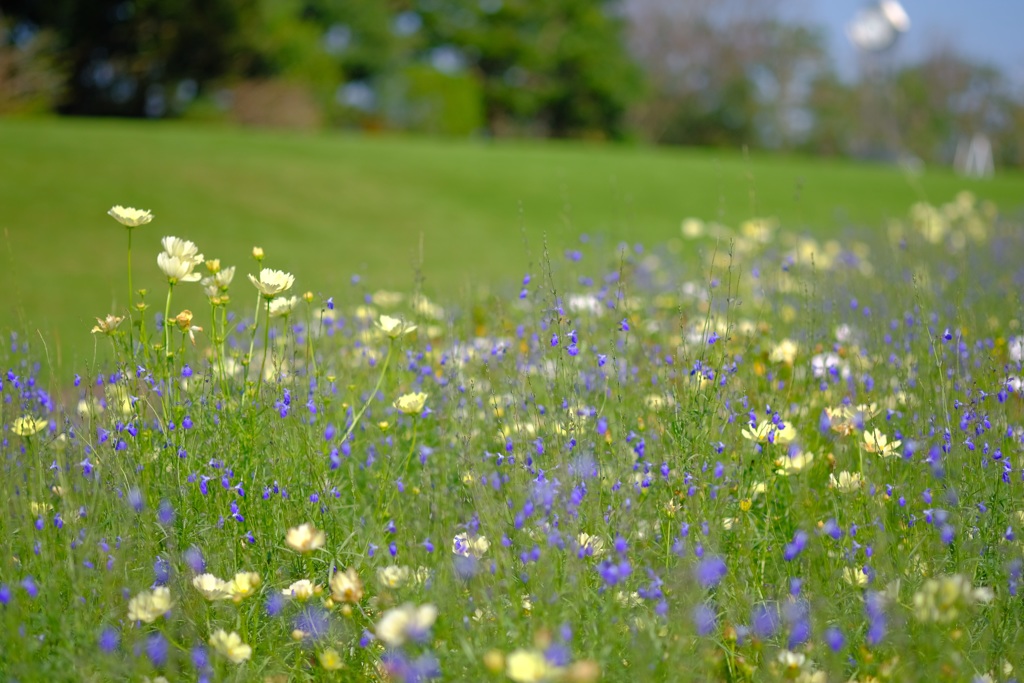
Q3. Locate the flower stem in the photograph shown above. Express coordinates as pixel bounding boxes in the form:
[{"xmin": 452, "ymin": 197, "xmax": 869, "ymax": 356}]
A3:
[
  {"xmin": 340, "ymin": 341, "xmax": 394, "ymax": 446},
  {"xmin": 256, "ymin": 304, "xmax": 271, "ymax": 397},
  {"xmin": 244, "ymin": 290, "xmax": 264, "ymax": 389},
  {"xmin": 126, "ymin": 228, "xmax": 135, "ymax": 357},
  {"xmin": 379, "ymin": 418, "xmax": 418, "ymax": 517}
]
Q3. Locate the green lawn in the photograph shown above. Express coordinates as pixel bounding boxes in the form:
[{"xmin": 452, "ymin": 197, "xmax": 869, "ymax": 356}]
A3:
[{"xmin": 1, "ymin": 117, "xmax": 1021, "ymax": 367}]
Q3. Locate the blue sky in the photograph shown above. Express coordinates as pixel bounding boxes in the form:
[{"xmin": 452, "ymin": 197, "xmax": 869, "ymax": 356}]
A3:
[{"xmin": 798, "ymin": 1, "xmax": 1024, "ymax": 84}]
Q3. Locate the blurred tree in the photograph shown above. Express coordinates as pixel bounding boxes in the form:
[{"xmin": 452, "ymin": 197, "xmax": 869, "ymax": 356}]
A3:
[
  {"xmin": 418, "ymin": 0, "xmax": 641, "ymax": 139},
  {"xmin": 3, "ymin": 0, "xmax": 258, "ymax": 116},
  {"xmin": 624, "ymin": 0, "xmax": 826, "ymax": 149}
]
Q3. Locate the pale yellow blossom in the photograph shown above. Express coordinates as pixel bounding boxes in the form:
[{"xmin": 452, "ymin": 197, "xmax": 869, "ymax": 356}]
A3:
[
  {"xmin": 192, "ymin": 573, "xmax": 232, "ymax": 601},
  {"xmin": 281, "ymin": 579, "xmax": 321, "ymax": 600},
  {"xmin": 12, "ymin": 416, "xmax": 48, "ymax": 436},
  {"xmin": 285, "ymin": 523, "xmax": 326, "ymax": 553},
  {"xmin": 228, "ymin": 571, "xmax": 261, "ymax": 602},
  {"xmin": 329, "ymin": 567, "xmax": 364, "ymax": 603},
  {"xmin": 108, "ymin": 205, "xmax": 153, "ymax": 227},
  {"xmin": 91, "ymin": 314, "xmax": 124, "ymax": 335},
  {"xmin": 375, "ymin": 603, "xmax": 438, "ymax": 648},
  {"xmin": 741, "ymin": 419, "xmax": 796, "ymax": 445},
  {"xmin": 394, "ymin": 392, "xmax": 428, "ymax": 415},
  {"xmin": 249, "ymin": 268, "xmax": 294, "ymax": 299},
  {"xmin": 377, "ymin": 314, "xmax": 417, "ymax": 338},
  {"xmin": 209, "ymin": 629, "xmax": 251, "ymax": 664},
  {"xmin": 127, "ymin": 586, "xmax": 172, "ymax": 623}
]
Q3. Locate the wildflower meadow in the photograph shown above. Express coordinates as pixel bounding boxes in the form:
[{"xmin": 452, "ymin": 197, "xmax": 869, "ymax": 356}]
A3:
[{"xmin": 2, "ymin": 192, "xmax": 1024, "ymax": 682}]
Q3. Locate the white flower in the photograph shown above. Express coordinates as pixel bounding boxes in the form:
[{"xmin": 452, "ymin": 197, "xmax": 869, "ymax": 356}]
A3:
[
  {"xmin": 285, "ymin": 523, "xmax": 325, "ymax": 553},
  {"xmin": 377, "ymin": 314, "xmax": 417, "ymax": 338},
  {"xmin": 863, "ymin": 428, "xmax": 901, "ymax": 457},
  {"xmin": 227, "ymin": 572, "xmax": 261, "ymax": 602},
  {"xmin": 268, "ymin": 295, "xmax": 299, "ymax": 318},
  {"xmin": 775, "ymin": 450, "xmax": 814, "ymax": 475},
  {"xmin": 577, "ymin": 533, "xmax": 606, "ymax": 558},
  {"xmin": 281, "ymin": 579, "xmax": 320, "ymax": 600},
  {"xmin": 329, "ymin": 567, "xmax": 364, "ymax": 603},
  {"xmin": 127, "ymin": 586, "xmax": 172, "ymax": 623},
  {"xmin": 192, "ymin": 573, "xmax": 232, "ymax": 601},
  {"xmin": 1010, "ymin": 335, "xmax": 1024, "ymax": 363},
  {"xmin": 452, "ymin": 533, "xmax": 490, "ymax": 558},
  {"xmin": 157, "ymin": 237, "xmax": 204, "ymax": 283},
  {"xmin": 108, "ymin": 205, "xmax": 153, "ymax": 227},
  {"xmin": 377, "ymin": 565, "xmax": 411, "ymax": 589},
  {"xmin": 830, "ymin": 471, "xmax": 862, "ymax": 492},
  {"xmin": 741, "ymin": 419, "xmax": 796, "ymax": 445},
  {"xmin": 506, "ymin": 649, "xmax": 559, "ymax": 682},
  {"xmin": 393, "ymin": 392, "xmax": 428, "ymax": 415},
  {"xmin": 209, "ymin": 629, "xmax": 252, "ymax": 664},
  {"xmin": 12, "ymin": 416, "xmax": 48, "ymax": 436},
  {"xmin": 375, "ymin": 603, "xmax": 437, "ymax": 648},
  {"xmin": 769, "ymin": 339, "xmax": 799, "ymax": 364},
  {"xmin": 249, "ymin": 268, "xmax": 295, "ymax": 299}
]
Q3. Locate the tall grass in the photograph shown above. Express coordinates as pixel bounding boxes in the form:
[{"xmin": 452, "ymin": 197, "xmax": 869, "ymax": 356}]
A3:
[{"xmin": 1, "ymin": 192, "xmax": 1022, "ymax": 681}]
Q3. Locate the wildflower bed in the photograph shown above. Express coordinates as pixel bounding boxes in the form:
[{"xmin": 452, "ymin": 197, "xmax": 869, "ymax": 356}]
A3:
[{"xmin": 1, "ymin": 193, "xmax": 1023, "ymax": 682}]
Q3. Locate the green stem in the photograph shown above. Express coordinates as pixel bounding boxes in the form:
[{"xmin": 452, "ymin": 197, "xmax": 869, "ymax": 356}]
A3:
[
  {"xmin": 256, "ymin": 304, "xmax": 271, "ymax": 397},
  {"xmin": 126, "ymin": 228, "xmax": 135, "ymax": 356},
  {"xmin": 339, "ymin": 341, "xmax": 394, "ymax": 446},
  {"xmin": 244, "ymin": 289, "xmax": 264, "ymax": 388},
  {"xmin": 162, "ymin": 281, "xmax": 175, "ymax": 416},
  {"xmin": 380, "ymin": 417, "xmax": 418, "ymax": 517}
]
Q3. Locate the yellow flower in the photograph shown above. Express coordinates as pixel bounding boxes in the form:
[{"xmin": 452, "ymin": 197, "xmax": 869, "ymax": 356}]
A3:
[
  {"xmin": 281, "ymin": 579, "xmax": 321, "ymax": 601},
  {"xmin": 286, "ymin": 523, "xmax": 326, "ymax": 553},
  {"xmin": 452, "ymin": 533, "xmax": 490, "ymax": 558},
  {"xmin": 377, "ymin": 565, "xmax": 411, "ymax": 589},
  {"xmin": 769, "ymin": 339, "xmax": 799, "ymax": 365},
  {"xmin": 329, "ymin": 567, "xmax": 364, "ymax": 604},
  {"xmin": 506, "ymin": 649, "xmax": 559, "ymax": 683},
  {"xmin": 192, "ymin": 573, "xmax": 232, "ymax": 601},
  {"xmin": 741, "ymin": 419, "xmax": 796, "ymax": 445},
  {"xmin": 268, "ymin": 295, "xmax": 299, "ymax": 318},
  {"xmin": 108, "ymin": 205, "xmax": 153, "ymax": 227},
  {"xmin": 252, "ymin": 246, "xmax": 264, "ymax": 260},
  {"xmin": 157, "ymin": 236, "xmax": 204, "ymax": 283},
  {"xmin": 775, "ymin": 450, "xmax": 815, "ymax": 475},
  {"xmin": 829, "ymin": 471, "xmax": 862, "ymax": 492},
  {"xmin": 843, "ymin": 567, "xmax": 868, "ymax": 587},
  {"xmin": 863, "ymin": 428, "xmax": 901, "ymax": 457},
  {"xmin": 228, "ymin": 571, "xmax": 261, "ymax": 602},
  {"xmin": 249, "ymin": 268, "xmax": 295, "ymax": 299},
  {"xmin": 393, "ymin": 392, "xmax": 428, "ymax": 415},
  {"xmin": 375, "ymin": 603, "xmax": 438, "ymax": 648},
  {"xmin": 377, "ymin": 314, "xmax": 417, "ymax": 338},
  {"xmin": 209, "ymin": 629, "xmax": 252, "ymax": 664},
  {"xmin": 127, "ymin": 586, "xmax": 172, "ymax": 623},
  {"xmin": 91, "ymin": 314, "xmax": 124, "ymax": 335},
  {"xmin": 12, "ymin": 416, "xmax": 48, "ymax": 436},
  {"xmin": 318, "ymin": 647, "xmax": 344, "ymax": 671},
  {"xmin": 173, "ymin": 310, "xmax": 203, "ymax": 345}
]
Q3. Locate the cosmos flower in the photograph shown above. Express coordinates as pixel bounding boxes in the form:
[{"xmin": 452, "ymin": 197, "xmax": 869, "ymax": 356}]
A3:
[
  {"xmin": 452, "ymin": 533, "xmax": 490, "ymax": 558},
  {"xmin": 157, "ymin": 236, "xmax": 204, "ymax": 283},
  {"xmin": 577, "ymin": 533, "xmax": 606, "ymax": 559},
  {"xmin": 394, "ymin": 392, "xmax": 428, "ymax": 415},
  {"xmin": 286, "ymin": 523, "xmax": 326, "ymax": 553},
  {"xmin": 268, "ymin": 295, "xmax": 299, "ymax": 318},
  {"xmin": 329, "ymin": 567, "xmax": 364, "ymax": 604},
  {"xmin": 742, "ymin": 419, "xmax": 796, "ymax": 445},
  {"xmin": 173, "ymin": 310, "xmax": 203, "ymax": 345},
  {"xmin": 208, "ymin": 629, "xmax": 251, "ymax": 664},
  {"xmin": 91, "ymin": 314, "xmax": 124, "ymax": 335},
  {"xmin": 12, "ymin": 416, "xmax": 48, "ymax": 436},
  {"xmin": 863, "ymin": 428, "xmax": 901, "ymax": 457},
  {"xmin": 281, "ymin": 579, "xmax": 321, "ymax": 601},
  {"xmin": 769, "ymin": 339, "xmax": 799, "ymax": 365},
  {"xmin": 377, "ymin": 565, "xmax": 411, "ymax": 589},
  {"xmin": 192, "ymin": 573, "xmax": 232, "ymax": 601},
  {"xmin": 318, "ymin": 648, "xmax": 344, "ymax": 671},
  {"xmin": 228, "ymin": 572, "xmax": 261, "ymax": 602},
  {"xmin": 375, "ymin": 603, "xmax": 437, "ymax": 648},
  {"xmin": 775, "ymin": 450, "xmax": 814, "ymax": 475},
  {"xmin": 249, "ymin": 268, "xmax": 295, "ymax": 299},
  {"xmin": 506, "ymin": 649, "xmax": 559, "ymax": 683},
  {"xmin": 913, "ymin": 574, "xmax": 993, "ymax": 624},
  {"xmin": 108, "ymin": 205, "xmax": 153, "ymax": 227},
  {"xmin": 127, "ymin": 586, "xmax": 172, "ymax": 623},
  {"xmin": 377, "ymin": 314, "xmax": 417, "ymax": 338},
  {"xmin": 829, "ymin": 471, "xmax": 862, "ymax": 492}
]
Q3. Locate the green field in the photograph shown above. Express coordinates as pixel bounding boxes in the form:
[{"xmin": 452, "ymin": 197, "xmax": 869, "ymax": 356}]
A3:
[{"xmin": 1, "ymin": 117, "xmax": 1022, "ymax": 366}]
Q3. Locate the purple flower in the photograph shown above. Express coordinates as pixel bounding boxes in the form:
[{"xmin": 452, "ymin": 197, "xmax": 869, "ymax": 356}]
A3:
[
  {"xmin": 694, "ymin": 556, "xmax": 727, "ymax": 589},
  {"xmin": 146, "ymin": 632, "xmax": 169, "ymax": 667},
  {"xmin": 98, "ymin": 626, "xmax": 120, "ymax": 652},
  {"xmin": 21, "ymin": 576, "xmax": 38, "ymax": 598},
  {"xmin": 0, "ymin": 584, "xmax": 10, "ymax": 606},
  {"xmin": 183, "ymin": 546, "xmax": 205, "ymax": 574},
  {"xmin": 127, "ymin": 487, "xmax": 144, "ymax": 513},
  {"xmin": 158, "ymin": 499, "xmax": 175, "ymax": 525},
  {"xmin": 783, "ymin": 530, "xmax": 809, "ymax": 561},
  {"xmin": 824, "ymin": 625, "xmax": 845, "ymax": 651},
  {"xmin": 692, "ymin": 602, "xmax": 717, "ymax": 635},
  {"xmin": 751, "ymin": 603, "xmax": 780, "ymax": 637}
]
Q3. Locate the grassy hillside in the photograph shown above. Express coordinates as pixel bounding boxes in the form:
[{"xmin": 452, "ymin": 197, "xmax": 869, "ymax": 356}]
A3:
[{"xmin": 1, "ymin": 117, "xmax": 1021, "ymax": 365}]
